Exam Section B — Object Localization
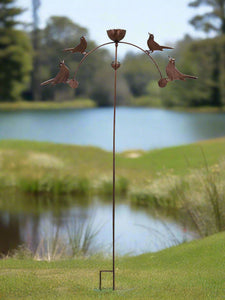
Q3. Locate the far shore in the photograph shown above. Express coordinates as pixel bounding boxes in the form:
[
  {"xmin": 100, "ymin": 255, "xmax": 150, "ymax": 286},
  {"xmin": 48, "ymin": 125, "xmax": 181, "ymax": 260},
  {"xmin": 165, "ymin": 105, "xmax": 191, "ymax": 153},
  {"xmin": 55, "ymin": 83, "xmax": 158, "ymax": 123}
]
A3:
[
  {"xmin": 0, "ymin": 99, "xmax": 96, "ymax": 111},
  {"xmin": 0, "ymin": 99, "xmax": 225, "ymax": 113}
]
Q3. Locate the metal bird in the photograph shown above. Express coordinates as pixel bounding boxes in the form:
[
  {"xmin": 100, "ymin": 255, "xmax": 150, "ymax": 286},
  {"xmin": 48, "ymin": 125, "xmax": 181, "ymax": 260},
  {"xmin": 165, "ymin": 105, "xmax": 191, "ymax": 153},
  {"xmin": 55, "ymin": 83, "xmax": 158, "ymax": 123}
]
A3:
[
  {"xmin": 40, "ymin": 61, "xmax": 70, "ymax": 86},
  {"xmin": 63, "ymin": 36, "xmax": 87, "ymax": 54},
  {"xmin": 166, "ymin": 57, "xmax": 198, "ymax": 81},
  {"xmin": 147, "ymin": 33, "xmax": 173, "ymax": 53}
]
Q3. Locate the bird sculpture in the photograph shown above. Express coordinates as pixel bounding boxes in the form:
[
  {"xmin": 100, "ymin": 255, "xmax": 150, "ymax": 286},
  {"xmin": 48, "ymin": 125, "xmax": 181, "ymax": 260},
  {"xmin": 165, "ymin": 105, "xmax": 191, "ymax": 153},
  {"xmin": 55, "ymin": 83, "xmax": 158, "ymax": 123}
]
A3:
[
  {"xmin": 166, "ymin": 57, "xmax": 198, "ymax": 81},
  {"xmin": 147, "ymin": 33, "xmax": 173, "ymax": 53},
  {"xmin": 63, "ymin": 36, "xmax": 87, "ymax": 54},
  {"xmin": 40, "ymin": 61, "xmax": 70, "ymax": 86}
]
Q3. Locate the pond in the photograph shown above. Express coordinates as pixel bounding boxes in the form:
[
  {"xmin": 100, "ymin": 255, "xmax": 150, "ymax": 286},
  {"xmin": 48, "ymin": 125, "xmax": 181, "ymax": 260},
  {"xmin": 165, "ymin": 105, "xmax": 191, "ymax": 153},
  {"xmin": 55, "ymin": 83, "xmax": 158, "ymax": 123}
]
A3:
[
  {"xmin": 0, "ymin": 107, "xmax": 225, "ymax": 151},
  {"xmin": 0, "ymin": 107, "xmax": 222, "ymax": 256},
  {"xmin": 0, "ymin": 194, "xmax": 196, "ymax": 257}
]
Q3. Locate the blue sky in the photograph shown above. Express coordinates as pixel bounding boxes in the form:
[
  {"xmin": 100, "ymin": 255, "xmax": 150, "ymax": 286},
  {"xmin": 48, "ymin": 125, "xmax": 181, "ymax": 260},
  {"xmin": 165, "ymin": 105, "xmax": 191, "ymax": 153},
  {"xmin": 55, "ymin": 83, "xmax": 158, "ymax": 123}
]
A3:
[{"xmin": 17, "ymin": 0, "xmax": 211, "ymax": 57}]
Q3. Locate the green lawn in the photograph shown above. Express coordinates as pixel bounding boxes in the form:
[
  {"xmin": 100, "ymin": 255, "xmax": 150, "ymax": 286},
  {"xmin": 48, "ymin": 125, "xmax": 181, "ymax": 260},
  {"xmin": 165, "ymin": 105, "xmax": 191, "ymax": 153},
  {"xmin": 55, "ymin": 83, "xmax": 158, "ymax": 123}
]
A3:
[{"xmin": 0, "ymin": 232, "xmax": 224, "ymax": 299}]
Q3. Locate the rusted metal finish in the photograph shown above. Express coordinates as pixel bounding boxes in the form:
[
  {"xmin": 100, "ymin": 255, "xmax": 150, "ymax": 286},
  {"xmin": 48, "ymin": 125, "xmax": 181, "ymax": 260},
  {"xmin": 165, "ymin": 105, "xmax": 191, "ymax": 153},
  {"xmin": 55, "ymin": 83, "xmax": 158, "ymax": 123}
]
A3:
[
  {"xmin": 107, "ymin": 29, "xmax": 126, "ymax": 42},
  {"xmin": 63, "ymin": 36, "xmax": 87, "ymax": 55},
  {"xmin": 112, "ymin": 42, "xmax": 118, "ymax": 291},
  {"xmin": 158, "ymin": 78, "xmax": 168, "ymax": 88},
  {"xmin": 40, "ymin": 29, "xmax": 198, "ymax": 292},
  {"xmin": 166, "ymin": 57, "xmax": 198, "ymax": 81},
  {"xmin": 67, "ymin": 79, "xmax": 79, "ymax": 89},
  {"xmin": 147, "ymin": 33, "xmax": 173, "ymax": 53},
  {"xmin": 99, "ymin": 270, "xmax": 113, "ymax": 290},
  {"xmin": 111, "ymin": 61, "xmax": 120, "ymax": 70},
  {"xmin": 40, "ymin": 60, "xmax": 70, "ymax": 86}
]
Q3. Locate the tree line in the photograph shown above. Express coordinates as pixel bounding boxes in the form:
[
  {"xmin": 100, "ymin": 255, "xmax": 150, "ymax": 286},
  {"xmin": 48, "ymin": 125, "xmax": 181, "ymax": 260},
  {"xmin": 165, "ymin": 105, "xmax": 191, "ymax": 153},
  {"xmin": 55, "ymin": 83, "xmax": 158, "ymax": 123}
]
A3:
[{"xmin": 0, "ymin": 0, "xmax": 224, "ymax": 107}]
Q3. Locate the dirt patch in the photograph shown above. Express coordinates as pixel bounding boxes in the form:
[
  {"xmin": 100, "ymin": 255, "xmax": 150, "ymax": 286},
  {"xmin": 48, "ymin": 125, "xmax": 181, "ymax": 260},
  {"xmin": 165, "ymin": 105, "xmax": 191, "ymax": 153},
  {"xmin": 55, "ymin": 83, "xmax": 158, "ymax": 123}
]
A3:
[{"xmin": 122, "ymin": 151, "xmax": 144, "ymax": 159}]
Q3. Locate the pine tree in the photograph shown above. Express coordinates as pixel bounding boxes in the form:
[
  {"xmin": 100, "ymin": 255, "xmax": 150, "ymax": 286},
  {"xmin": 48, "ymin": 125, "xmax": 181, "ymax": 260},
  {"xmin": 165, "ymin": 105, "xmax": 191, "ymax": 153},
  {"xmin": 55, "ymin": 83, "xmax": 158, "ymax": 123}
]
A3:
[
  {"xmin": 189, "ymin": 0, "xmax": 225, "ymax": 34},
  {"xmin": 0, "ymin": 0, "xmax": 24, "ymax": 28},
  {"xmin": 0, "ymin": 0, "xmax": 32, "ymax": 101}
]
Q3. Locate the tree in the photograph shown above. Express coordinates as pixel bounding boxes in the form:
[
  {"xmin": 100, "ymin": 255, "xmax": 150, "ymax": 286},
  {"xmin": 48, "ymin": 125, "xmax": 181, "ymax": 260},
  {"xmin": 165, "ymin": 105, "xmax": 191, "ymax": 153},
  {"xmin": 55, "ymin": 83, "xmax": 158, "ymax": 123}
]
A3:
[
  {"xmin": 39, "ymin": 16, "xmax": 88, "ymax": 101},
  {"xmin": 0, "ymin": 0, "xmax": 24, "ymax": 29},
  {"xmin": 189, "ymin": 0, "xmax": 225, "ymax": 34},
  {"xmin": 160, "ymin": 36, "xmax": 225, "ymax": 107},
  {"xmin": 0, "ymin": 0, "xmax": 32, "ymax": 101},
  {"xmin": 31, "ymin": 0, "xmax": 41, "ymax": 101},
  {"xmin": 122, "ymin": 52, "xmax": 160, "ymax": 97},
  {"xmin": 38, "ymin": 16, "xmax": 132, "ymax": 106},
  {"xmin": 91, "ymin": 70, "xmax": 131, "ymax": 106}
]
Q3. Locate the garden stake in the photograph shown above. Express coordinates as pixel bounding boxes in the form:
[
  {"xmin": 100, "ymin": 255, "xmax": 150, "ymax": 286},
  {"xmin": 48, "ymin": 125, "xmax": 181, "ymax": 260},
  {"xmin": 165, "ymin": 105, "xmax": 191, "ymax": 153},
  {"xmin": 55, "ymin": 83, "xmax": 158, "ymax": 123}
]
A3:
[{"xmin": 41, "ymin": 28, "xmax": 197, "ymax": 291}]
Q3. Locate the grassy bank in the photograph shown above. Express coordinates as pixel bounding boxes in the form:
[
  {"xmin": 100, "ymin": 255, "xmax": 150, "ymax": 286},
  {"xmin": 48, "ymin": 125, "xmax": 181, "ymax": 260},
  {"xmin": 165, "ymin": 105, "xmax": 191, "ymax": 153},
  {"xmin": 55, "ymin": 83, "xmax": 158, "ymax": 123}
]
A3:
[
  {"xmin": 131, "ymin": 97, "xmax": 225, "ymax": 113},
  {"xmin": 1, "ymin": 100, "xmax": 225, "ymax": 113},
  {"xmin": 0, "ymin": 137, "xmax": 225, "ymax": 191},
  {"xmin": 0, "ymin": 232, "xmax": 224, "ymax": 299},
  {"xmin": 1, "ymin": 138, "xmax": 225, "ymax": 236},
  {"xmin": 0, "ymin": 99, "xmax": 96, "ymax": 111}
]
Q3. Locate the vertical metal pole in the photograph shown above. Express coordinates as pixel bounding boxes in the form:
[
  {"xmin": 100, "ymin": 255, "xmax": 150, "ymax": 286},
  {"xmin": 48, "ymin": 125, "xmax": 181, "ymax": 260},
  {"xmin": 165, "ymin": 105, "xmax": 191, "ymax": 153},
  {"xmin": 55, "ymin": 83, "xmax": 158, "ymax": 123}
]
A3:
[{"xmin": 112, "ymin": 42, "xmax": 118, "ymax": 291}]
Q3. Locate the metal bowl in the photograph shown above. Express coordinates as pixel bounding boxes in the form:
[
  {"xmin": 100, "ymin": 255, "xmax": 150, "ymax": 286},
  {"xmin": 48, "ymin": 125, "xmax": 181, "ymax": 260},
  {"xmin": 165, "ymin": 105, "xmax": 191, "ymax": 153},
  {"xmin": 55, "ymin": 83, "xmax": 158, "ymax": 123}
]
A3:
[{"xmin": 107, "ymin": 29, "xmax": 126, "ymax": 42}]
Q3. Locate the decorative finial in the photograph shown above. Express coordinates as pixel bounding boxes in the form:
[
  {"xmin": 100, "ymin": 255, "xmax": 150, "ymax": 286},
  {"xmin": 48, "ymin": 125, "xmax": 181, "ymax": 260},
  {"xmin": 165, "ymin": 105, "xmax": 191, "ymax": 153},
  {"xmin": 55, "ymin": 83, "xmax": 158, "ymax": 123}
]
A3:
[
  {"xmin": 107, "ymin": 29, "xmax": 126, "ymax": 42},
  {"xmin": 158, "ymin": 78, "xmax": 168, "ymax": 88},
  {"xmin": 111, "ymin": 61, "xmax": 121, "ymax": 70},
  {"xmin": 67, "ymin": 79, "xmax": 79, "ymax": 89}
]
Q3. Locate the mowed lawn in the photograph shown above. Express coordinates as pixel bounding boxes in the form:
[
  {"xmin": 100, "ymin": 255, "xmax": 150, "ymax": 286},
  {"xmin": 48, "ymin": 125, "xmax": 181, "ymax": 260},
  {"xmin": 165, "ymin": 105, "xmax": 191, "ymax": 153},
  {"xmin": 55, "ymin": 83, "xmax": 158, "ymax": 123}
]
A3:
[{"xmin": 0, "ymin": 232, "xmax": 224, "ymax": 299}]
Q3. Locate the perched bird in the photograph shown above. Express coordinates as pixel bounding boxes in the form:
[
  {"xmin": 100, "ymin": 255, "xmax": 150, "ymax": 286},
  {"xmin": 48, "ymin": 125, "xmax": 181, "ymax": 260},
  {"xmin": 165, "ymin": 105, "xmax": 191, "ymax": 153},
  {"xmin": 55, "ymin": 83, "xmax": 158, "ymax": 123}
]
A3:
[
  {"xmin": 40, "ymin": 61, "xmax": 70, "ymax": 86},
  {"xmin": 63, "ymin": 36, "xmax": 87, "ymax": 54},
  {"xmin": 147, "ymin": 33, "xmax": 173, "ymax": 53},
  {"xmin": 166, "ymin": 57, "xmax": 198, "ymax": 81}
]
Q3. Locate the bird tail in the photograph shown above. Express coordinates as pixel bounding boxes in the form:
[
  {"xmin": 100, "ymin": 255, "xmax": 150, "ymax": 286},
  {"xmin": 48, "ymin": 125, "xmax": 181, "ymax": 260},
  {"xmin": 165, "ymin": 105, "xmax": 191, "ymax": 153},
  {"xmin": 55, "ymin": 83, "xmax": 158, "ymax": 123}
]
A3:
[
  {"xmin": 162, "ymin": 46, "xmax": 174, "ymax": 50},
  {"xmin": 40, "ymin": 78, "xmax": 53, "ymax": 86},
  {"xmin": 63, "ymin": 48, "xmax": 74, "ymax": 52},
  {"xmin": 184, "ymin": 75, "xmax": 198, "ymax": 80}
]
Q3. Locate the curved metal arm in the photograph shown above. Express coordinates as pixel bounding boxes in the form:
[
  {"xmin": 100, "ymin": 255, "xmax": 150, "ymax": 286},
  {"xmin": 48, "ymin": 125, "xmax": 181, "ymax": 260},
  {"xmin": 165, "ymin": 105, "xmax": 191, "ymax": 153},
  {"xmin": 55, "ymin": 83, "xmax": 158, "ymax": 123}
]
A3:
[
  {"xmin": 119, "ymin": 41, "xmax": 163, "ymax": 79},
  {"xmin": 72, "ymin": 40, "xmax": 163, "ymax": 80},
  {"xmin": 73, "ymin": 42, "xmax": 114, "ymax": 79}
]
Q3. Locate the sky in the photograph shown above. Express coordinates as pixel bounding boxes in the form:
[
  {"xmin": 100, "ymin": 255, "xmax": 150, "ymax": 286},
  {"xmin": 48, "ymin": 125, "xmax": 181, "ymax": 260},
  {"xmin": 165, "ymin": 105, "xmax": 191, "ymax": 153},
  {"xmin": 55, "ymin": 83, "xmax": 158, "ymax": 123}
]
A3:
[{"xmin": 17, "ymin": 0, "xmax": 211, "ymax": 58}]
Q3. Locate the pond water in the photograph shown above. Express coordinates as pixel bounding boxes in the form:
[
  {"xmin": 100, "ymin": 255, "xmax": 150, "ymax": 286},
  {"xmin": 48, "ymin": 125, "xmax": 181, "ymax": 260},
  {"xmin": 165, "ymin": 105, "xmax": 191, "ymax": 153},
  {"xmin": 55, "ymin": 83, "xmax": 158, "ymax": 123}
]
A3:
[
  {"xmin": 0, "ymin": 107, "xmax": 225, "ymax": 151},
  {"xmin": 0, "ymin": 195, "xmax": 196, "ymax": 256},
  {"xmin": 0, "ymin": 107, "xmax": 221, "ymax": 256}
]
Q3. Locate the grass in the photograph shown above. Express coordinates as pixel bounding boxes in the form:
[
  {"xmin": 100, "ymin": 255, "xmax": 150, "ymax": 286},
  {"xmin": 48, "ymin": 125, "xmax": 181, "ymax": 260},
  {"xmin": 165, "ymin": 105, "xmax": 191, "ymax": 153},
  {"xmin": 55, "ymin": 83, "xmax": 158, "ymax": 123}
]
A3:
[
  {"xmin": 1, "ymin": 138, "xmax": 225, "ymax": 236},
  {"xmin": 0, "ymin": 137, "xmax": 225, "ymax": 193},
  {"xmin": 0, "ymin": 232, "xmax": 224, "ymax": 299},
  {"xmin": 0, "ymin": 99, "xmax": 96, "ymax": 111}
]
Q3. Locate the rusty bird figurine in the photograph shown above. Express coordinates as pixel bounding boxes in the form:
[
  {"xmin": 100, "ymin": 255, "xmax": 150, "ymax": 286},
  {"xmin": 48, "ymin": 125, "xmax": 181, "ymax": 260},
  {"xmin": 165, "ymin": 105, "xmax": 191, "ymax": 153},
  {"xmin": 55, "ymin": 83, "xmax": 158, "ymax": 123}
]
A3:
[
  {"xmin": 166, "ymin": 57, "xmax": 198, "ymax": 81},
  {"xmin": 63, "ymin": 36, "xmax": 87, "ymax": 54},
  {"xmin": 40, "ymin": 61, "xmax": 70, "ymax": 86},
  {"xmin": 147, "ymin": 33, "xmax": 173, "ymax": 53}
]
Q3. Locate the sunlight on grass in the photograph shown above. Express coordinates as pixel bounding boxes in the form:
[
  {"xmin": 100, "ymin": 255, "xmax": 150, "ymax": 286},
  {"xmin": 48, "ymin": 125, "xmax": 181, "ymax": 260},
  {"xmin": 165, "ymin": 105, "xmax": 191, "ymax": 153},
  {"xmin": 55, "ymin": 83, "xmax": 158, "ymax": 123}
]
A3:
[{"xmin": 0, "ymin": 232, "xmax": 224, "ymax": 299}]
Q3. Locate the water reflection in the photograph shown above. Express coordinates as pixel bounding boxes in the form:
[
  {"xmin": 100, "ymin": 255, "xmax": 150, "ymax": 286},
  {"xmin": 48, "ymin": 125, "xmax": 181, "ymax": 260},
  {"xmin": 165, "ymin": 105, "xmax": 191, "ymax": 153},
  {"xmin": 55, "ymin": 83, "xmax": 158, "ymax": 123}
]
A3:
[
  {"xmin": 0, "ymin": 213, "xmax": 21, "ymax": 254},
  {"xmin": 0, "ymin": 194, "xmax": 197, "ymax": 256}
]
